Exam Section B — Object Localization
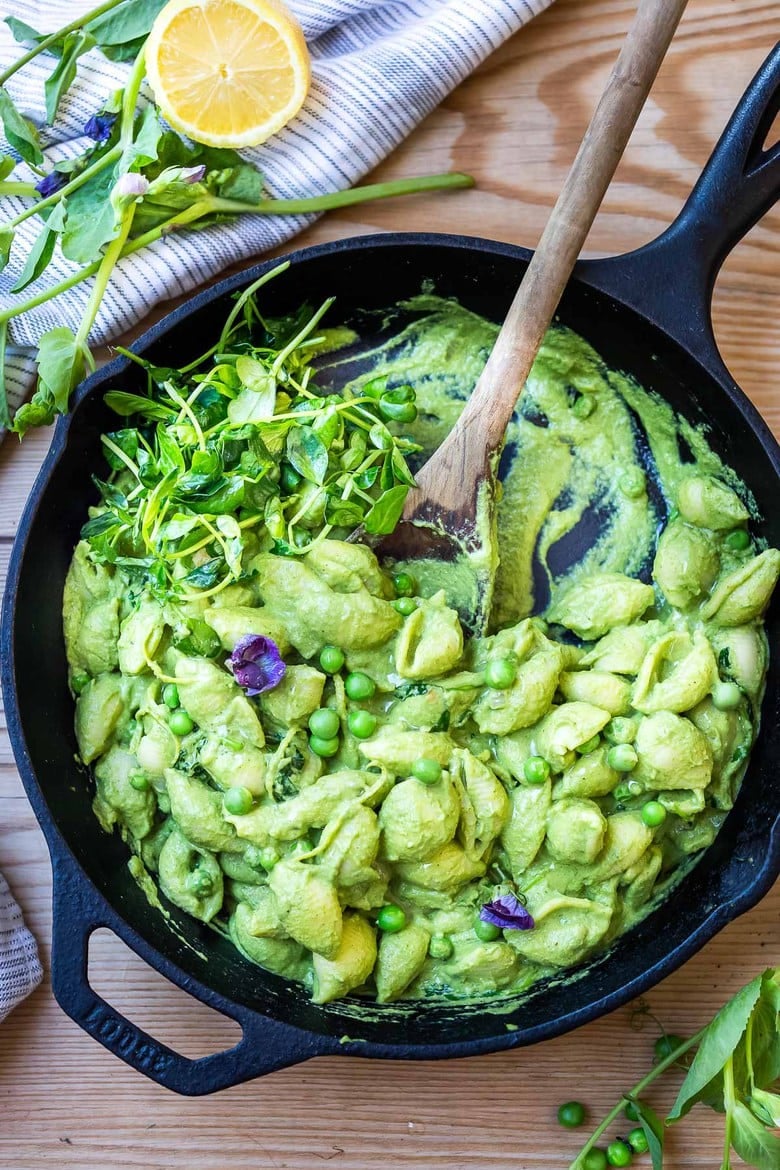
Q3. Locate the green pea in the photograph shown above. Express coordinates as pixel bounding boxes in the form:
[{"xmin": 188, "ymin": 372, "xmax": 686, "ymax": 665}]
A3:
[
  {"xmin": 572, "ymin": 394, "xmax": 595, "ymax": 419},
  {"xmin": 524, "ymin": 756, "xmax": 550, "ymax": 785},
  {"xmin": 627, "ymin": 1128, "xmax": 648, "ymax": 1155},
  {"xmin": 428, "ymin": 934, "xmax": 453, "ymax": 960},
  {"xmin": 605, "ymin": 717, "xmax": 637, "ymax": 744},
  {"xmin": 348, "ymin": 709, "xmax": 378, "ymax": 740},
  {"xmin": 641, "ymin": 800, "xmax": 667, "ymax": 828},
  {"xmin": 484, "ymin": 656, "xmax": 517, "ymax": 690},
  {"xmin": 308, "ymin": 707, "xmax": 341, "ymax": 740},
  {"xmin": 309, "ymin": 734, "xmax": 340, "ymax": 758},
  {"xmin": 393, "ymin": 572, "xmax": 416, "ymax": 597},
  {"xmin": 619, "ymin": 468, "xmax": 646, "ymax": 499},
  {"xmin": 377, "ymin": 904, "xmax": 407, "ymax": 933},
  {"xmin": 607, "ymin": 743, "xmax": 638, "ymax": 772},
  {"xmin": 606, "ymin": 1140, "xmax": 633, "ymax": 1167},
  {"xmin": 162, "ymin": 683, "xmax": 180, "ymax": 709},
  {"xmin": 223, "ymin": 786, "xmax": 254, "ymax": 816},
  {"xmin": 411, "ymin": 758, "xmax": 442, "ymax": 786},
  {"xmin": 345, "ymin": 671, "xmax": 376, "ymax": 701},
  {"xmin": 578, "ymin": 735, "xmax": 601, "ymax": 755},
  {"xmin": 474, "ymin": 918, "xmax": 501, "ymax": 942},
  {"xmin": 725, "ymin": 527, "xmax": 750, "ymax": 551},
  {"xmin": 393, "ymin": 597, "xmax": 417, "ymax": 616},
  {"xmin": 624, "ymin": 1101, "xmax": 640, "ymax": 1123},
  {"xmin": 71, "ymin": 672, "xmax": 90, "ymax": 695},
  {"xmin": 712, "ymin": 680, "xmax": 742, "ymax": 710},
  {"xmin": 319, "ymin": 644, "xmax": 345, "ymax": 674},
  {"xmin": 557, "ymin": 1101, "xmax": 586, "ymax": 1128},
  {"xmin": 280, "ymin": 462, "xmax": 302, "ymax": 493},
  {"xmin": 129, "ymin": 771, "xmax": 150, "ymax": 792},
  {"xmin": 582, "ymin": 1151, "xmax": 609, "ymax": 1170},
  {"xmin": 168, "ymin": 709, "xmax": 194, "ymax": 736},
  {"xmin": 379, "ymin": 398, "xmax": 418, "ymax": 424},
  {"xmin": 186, "ymin": 870, "xmax": 214, "ymax": 897},
  {"xmin": 245, "ymin": 845, "xmax": 279, "ymax": 871},
  {"xmin": 654, "ymin": 1033, "xmax": 686, "ymax": 1062},
  {"xmin": 613, "ymin": 782, "xmax": 633, "ymax": 802}
]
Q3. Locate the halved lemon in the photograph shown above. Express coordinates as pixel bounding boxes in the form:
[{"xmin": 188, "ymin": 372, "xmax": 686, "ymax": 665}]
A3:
[{"xmin": 145, "ymin": 0, "xmax": 311, "ymax": 149}]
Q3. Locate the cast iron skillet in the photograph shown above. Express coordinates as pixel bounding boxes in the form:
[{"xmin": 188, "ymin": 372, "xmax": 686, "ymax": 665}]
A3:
[{"xmin": 3, "ymin": 47, "xmax": 780, "ymax": 1096}]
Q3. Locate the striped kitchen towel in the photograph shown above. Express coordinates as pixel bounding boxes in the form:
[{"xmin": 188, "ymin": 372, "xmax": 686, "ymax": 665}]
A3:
[
  {"xmin": 0, "ymin": 0, "xmax": 555, "ymax": 423},
  {"xmin": 0, "ymin": 869, "xmax": 42, "ymax": 1021}
]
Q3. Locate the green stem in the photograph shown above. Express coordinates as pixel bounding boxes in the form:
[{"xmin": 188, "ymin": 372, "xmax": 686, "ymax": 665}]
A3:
[
  {"xmin": 118, "ymin": 49, "xmax": 146, "ymax": 146},
  {"xmin": 0, "ymin": 0, "xmax": 125, "ymax": 85},
  {"xmin": 6, "ymin": 143, "xmax": 122, "ymax": 229},
  {"xmin": 74, "ymin": 202, "xmax": 136, "ymax": 349},
  {"xmin": 721, "ymin": 1056, "xmax": 736, "ymax": 1170},
  {"xmin": 568, "ymin": 1030, "xmax": 707, "ymax": 1169},
  {"xmin": 0, "ymin": 181, "xmax": 36, "ymax": 197},
  {"xmin": 211, "ymin": 171, "xmax": 474, "ymax": 216}
]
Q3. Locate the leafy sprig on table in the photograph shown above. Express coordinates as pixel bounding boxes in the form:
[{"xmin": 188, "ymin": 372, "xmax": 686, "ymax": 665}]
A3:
[
  {"xmin": 82, "ymin": 262, "xmax": 420, "ymax": 603},
  {"xmin": 0, "ymin": 0, "xmax": 472, "ymax": 434},
  {"xmin": 568, "ymin": 967, "xmax": 780, "ymax": 1170}
]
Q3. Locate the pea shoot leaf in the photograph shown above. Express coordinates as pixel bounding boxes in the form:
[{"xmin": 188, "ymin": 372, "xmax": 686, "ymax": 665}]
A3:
[
  {"xmin": 286, "ymin": 425, "xmax": 329, "ymax": 485},
  {"xmin": 36, "ymin": 327, "xmax": 86, "ymax": 414},
  {"xmin": 749, "ymin": 1087, "xmax": 780, "ymax": 1128},
  {"xmin": 228, "ymin": 357, "xmax": 276, "ymax": 423},
  {"xmin": 4, "ymin": 16, "xmax": 48, "ymax": 46},
  {"xmin": 731, "ymin": 1100, "xmax": 780, "ymax": 1170},
  {"xmin": 86, "ymin": 0, "xmax": 168, "ymax": 49},
  {"xmin": 0, "ymin": 228, "xmax": 14, "ymax": 273},
  {"xmin": 0, "ymin": 155, "xmax": 15, "ymax": 181},
  {"xmin": 184, "ymin": 557, "xmax": 223, "ymax": 590},
  {"xmin": 103, "ymin": 390, "xmax": 176, "ymax": 421},
  {"xmin": 631, "ymin": 1099, "xmax": 664, "ymax": 1170},
  {"xmin": 0, "ymin": 322, "xmax": 10, "ymax": 430},
  {"xmin": 61, "ymin": 158, "xmax": 120, "ymax": 263},
  {"xmin": 44, "ymin": 30, "xmax": 95, "ymax": 123},
  {"xmin": 11, "ymin": 200, "xmax": 66, "ymax": 293},
  {"xmin": 364, "ymin": 484, "xmax": 409, "ymax": 534},
  {"xmin": 0, "ymin": 87, "xmax": 43, "ymax": 167},
  {"xmin": 669, "ymin": 973, "xmax": 764, "ymax": 1120}
]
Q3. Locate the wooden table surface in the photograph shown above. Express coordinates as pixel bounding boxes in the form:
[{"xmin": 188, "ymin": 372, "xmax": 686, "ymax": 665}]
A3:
[{"xmin": 1, "ymin": 1, "xmax": 778, "ymax": 1166}]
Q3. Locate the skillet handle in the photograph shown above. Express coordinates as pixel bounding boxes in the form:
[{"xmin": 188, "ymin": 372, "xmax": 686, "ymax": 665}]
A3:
[
  {"xmin": 49, "ymin": 854, "xmax": 333, "ymax": 1095},
  {"xmin": 577, "ymin": 42, "xmax": 780, "ymax": 374}
]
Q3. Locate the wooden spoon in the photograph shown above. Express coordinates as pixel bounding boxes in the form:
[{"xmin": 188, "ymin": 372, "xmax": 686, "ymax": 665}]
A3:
[{"xmin": 375, "ymin": 0, "xmax": 690, "ymax": 633}]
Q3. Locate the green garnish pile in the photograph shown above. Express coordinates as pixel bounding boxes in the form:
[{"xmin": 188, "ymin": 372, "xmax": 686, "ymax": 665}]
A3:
[{"xmin": 81, "ymin": 263, "xmax": 420, "ymax": 599}]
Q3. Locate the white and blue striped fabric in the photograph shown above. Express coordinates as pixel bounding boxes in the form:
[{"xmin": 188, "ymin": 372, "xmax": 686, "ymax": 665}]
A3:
[
  {"xmin": 0, "ymin": 0, "xmax": 554, "ymax": 422},
  {"xmin": 0, "ymin": 870, "xmax": 42, "ymax": 1021}
]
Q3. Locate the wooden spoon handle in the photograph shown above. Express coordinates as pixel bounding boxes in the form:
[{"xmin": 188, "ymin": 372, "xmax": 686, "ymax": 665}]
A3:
[{"xmin": 429, "ymin": 0, "xmax": 690, "ymax": 466}]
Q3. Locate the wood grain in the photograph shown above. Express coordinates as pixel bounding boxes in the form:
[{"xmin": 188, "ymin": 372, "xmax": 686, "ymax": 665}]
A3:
[{"xmin": 1, "ymin": 0, "xmax": 778, "ymax": 1166}]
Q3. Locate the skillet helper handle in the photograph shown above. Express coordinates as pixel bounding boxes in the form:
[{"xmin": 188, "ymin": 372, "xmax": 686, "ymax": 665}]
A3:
[
  {"xmin": 579, "ymin": 43, "xmax": 780, "ymax": 363},
  {"xmin": 50, "ymin": 856, "xmax": 330, "ymax": 1094}
]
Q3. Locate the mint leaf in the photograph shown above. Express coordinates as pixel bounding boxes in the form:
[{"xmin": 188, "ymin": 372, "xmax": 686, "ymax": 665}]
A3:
[
  {"xmin": 11, "ymin": 201, "xmax": 66, "ymax": 292},
  {"xmin": 364, "ymin": 484, "xmax": 409, "ymax": 534},
  {"xmin": 286, "ymin": 425, "xmax": 329, "ymax": 485},
  {"xmin": 670, "ymin": 973, "xmax": 764, "ymax": 1120},
  {"xmin": 37, "ymin": 327, "xmax": 85, "ymax": 414},
  {"xmin": 44, "ymin": 30, "xmax": 95, "ymax": 122},
  {"xmin": 731, "ymin": 1099, "xmax": 780, "ymax": 1170},
  {"xmin": 0, "ymin": 87, "xmax": 43, "ymax": 167}
]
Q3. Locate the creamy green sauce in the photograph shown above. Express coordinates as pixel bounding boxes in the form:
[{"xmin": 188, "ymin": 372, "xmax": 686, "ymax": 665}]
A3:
[{"xmin": 63, "ymin": 296, "xmax": 780, "ymax": 1009}]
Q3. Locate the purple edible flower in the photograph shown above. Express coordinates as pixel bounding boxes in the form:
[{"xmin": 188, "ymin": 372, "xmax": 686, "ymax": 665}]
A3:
[
  {"xmin": 228, "ymin": 634, "xmax": 286, "ymax": 696},
  {"xmin": 479, "ymin": 892, "xmax": 535, "ymax": 931},
  {"xmin": 84, "ymin": 112, "xmax": 117, "ymax": 142},
  {"xmin": 35, "ymin": 170, "xmax": 67, "ymax": 198}
]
